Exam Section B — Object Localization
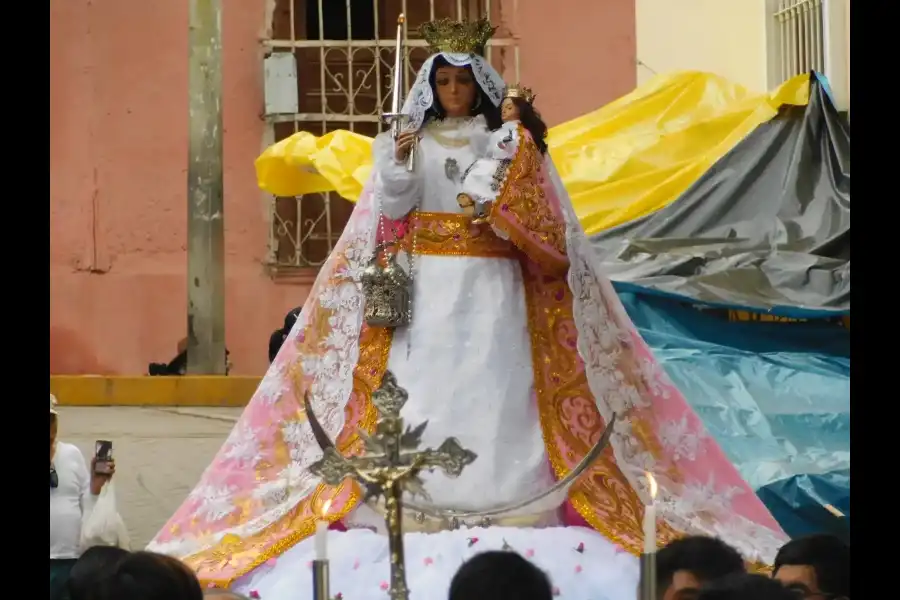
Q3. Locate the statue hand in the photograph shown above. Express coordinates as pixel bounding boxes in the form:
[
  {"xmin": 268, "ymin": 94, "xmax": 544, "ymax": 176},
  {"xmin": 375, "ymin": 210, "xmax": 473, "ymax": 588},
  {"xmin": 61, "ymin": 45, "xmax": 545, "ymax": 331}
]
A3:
[{"xmin": 394, "ymin": 132, "xmax": 417, "ymax": 162}]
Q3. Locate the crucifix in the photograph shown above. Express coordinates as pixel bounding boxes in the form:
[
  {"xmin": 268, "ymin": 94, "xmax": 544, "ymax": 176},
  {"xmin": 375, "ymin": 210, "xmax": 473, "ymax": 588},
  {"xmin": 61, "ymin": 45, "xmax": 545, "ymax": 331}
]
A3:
[{"xmin": 306, "ymin": 370, "xmax": 478, "ymax": 600}]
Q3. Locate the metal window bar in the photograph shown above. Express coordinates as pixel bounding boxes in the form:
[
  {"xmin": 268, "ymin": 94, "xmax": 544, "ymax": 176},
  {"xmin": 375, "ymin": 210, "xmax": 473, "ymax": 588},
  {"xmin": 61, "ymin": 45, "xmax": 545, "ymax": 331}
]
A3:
[
  {"xmin": 265, "ymin": 0, "xmax": 520, "ymax": 271},
  {"xmin": 774, "ymin": 0, "xmax": 824, "ymax": 84}
]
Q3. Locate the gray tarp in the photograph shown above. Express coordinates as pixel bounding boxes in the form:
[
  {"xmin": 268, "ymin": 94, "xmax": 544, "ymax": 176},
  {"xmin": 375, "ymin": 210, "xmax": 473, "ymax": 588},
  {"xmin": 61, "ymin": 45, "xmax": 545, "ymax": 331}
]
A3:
[{"xmin": 590, "ymin": 75, "xmax": 850, "ymax": 316}]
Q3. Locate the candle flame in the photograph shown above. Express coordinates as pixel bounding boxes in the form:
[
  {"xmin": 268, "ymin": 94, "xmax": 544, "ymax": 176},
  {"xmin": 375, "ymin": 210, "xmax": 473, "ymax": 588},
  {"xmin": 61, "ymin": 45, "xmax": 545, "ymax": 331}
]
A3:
[
  {"xmin": 321, "ymin": 499, "xmax": 333, "ymax": 517},
  {"xmin": 646, "ymin": 472, "xmax": 658, "ymax": 500}
]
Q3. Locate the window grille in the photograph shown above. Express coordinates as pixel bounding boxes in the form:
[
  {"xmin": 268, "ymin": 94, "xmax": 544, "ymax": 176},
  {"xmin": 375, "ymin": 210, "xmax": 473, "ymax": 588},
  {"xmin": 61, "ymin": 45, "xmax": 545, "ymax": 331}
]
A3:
[
  {"xmin": 263, "ymin": 0, "xmax": 520, "ymax": 272},
  {"xmin": 773, "ymin": 0, "xmax": 825, "ymax": 82}
]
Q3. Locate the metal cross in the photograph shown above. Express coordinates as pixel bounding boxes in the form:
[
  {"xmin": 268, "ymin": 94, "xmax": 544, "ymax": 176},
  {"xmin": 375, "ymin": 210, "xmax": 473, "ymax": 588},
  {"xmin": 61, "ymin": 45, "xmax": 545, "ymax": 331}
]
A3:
[{"xmin": 306, "ymin": 370, "xmax": 477, "ymax": 600}]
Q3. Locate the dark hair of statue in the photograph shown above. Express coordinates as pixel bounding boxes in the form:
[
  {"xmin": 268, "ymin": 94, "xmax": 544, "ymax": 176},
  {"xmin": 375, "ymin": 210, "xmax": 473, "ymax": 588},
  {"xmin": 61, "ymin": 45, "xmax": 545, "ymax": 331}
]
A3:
[
  {"xmin": 509, "ymin": 96, "xmax": 549, "ymax": 155},
  {"xmin": 424, "ymin": 56, "xmax": 503, "ymax": 130}
]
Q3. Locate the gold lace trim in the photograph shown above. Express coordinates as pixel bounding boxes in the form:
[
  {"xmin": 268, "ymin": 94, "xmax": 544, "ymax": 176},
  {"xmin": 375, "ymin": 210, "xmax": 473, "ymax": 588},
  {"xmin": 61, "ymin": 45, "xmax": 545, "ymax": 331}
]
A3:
[
  {"xmin": 487, "ymin": 124, "xmax": 569, "ymax": 275},
  {"xmin": 406, "ymin": 211, "xmax": 516, "ymax": 258}
]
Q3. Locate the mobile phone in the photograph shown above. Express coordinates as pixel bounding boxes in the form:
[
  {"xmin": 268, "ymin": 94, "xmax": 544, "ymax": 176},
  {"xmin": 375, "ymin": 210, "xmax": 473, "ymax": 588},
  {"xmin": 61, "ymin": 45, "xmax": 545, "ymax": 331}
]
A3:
[{"xmin": 94, "ymin": 440, "xmax": 114, "ymax": 475}]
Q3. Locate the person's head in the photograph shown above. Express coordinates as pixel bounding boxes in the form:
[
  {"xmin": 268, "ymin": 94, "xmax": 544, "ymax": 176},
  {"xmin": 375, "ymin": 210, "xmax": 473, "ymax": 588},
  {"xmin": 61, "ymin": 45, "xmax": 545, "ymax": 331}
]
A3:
[
  {"xmin": 92, "ymin": 550, "xmax": 203, "ymax": 600},
  {"xmin": 773, "ymin": 534, "xmax": 850, "ymax": 599},
  {"xmin": 500, "ymin": 97, "xmax": 519, "ymax": 121},
  {"xmin": 425, "ymin": 56, "xmax": 502, "ymax": 128},
  {"xmin": 656, "ymin": 536, "xmax": 746, "ymax": 600},
  {"xmin": 697, "ymin": 573, "xmax": 797, "ymax": 600},
  {"xmin": 268, "ymin": 329, "xmax": 285, "ymax": 363},
  {"xmin": 449, "ymin": 550, "xmax": 553, "ymax": 600},
  {"xmin": 270, "ymin": 306, "xmax": 302, "ymax": 363},
  {"xmin": 203, "ymin": 591, "xmax": 252, "ymax": 599},
  {"xmin": 502, "ymin": 87, "xmax": 548, "ymax": 155},
  {"xmin": 282, "ymin": 307, "xmax": 301, "ymax": 333},
  {"xmin": 50, "ymin": 394, "xmax": 59, "ymax": 449},
  {"xmin": 67, "ymin": 546, "xmax": 131, "ymax": 600}
]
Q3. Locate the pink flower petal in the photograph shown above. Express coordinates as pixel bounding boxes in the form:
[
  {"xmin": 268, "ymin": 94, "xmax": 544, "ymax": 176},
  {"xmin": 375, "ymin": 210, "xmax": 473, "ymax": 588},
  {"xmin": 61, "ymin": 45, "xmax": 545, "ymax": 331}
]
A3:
[
  {"xmin": 552, "ymin": 586, "xmax": 561, "ymax": 596},
  {"xmin": 249, "ymin": 592, "xmax": 261, "ymax": 600},
  {"xmin": 525, "ymin": 549, "xmax": 535, "ymax": 558},
  {"xmin": 423, "ymin": 557, "xmax": 434, "ymax": 566},
  {"xmin": 353, "ymin": 558, "xmax": 361, "ymax": 570},
  {"xmin": 575, "ymin": 565, "xmax": 583, "ymax": 574},
  {"xmin": 380, "ymin": 582, "xmax": 389, "ymax": 591}
]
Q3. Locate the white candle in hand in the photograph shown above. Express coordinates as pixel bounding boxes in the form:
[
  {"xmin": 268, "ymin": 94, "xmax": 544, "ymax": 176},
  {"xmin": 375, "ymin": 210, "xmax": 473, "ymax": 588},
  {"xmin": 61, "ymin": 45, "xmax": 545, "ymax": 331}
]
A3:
[
  {"xmin": 643, "ymin": 472, "xmax": 658, "ymax": 554},
  {"xmin": 315, "ymin": 499, "xmax": 332, "ymax": 561}
]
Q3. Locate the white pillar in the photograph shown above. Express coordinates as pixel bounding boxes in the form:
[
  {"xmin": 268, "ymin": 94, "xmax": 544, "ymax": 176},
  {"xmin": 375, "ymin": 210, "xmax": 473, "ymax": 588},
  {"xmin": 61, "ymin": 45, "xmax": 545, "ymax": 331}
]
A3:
[{"xmin": 822, "ymin": 0, "xmax": 850, "ymax": 111}]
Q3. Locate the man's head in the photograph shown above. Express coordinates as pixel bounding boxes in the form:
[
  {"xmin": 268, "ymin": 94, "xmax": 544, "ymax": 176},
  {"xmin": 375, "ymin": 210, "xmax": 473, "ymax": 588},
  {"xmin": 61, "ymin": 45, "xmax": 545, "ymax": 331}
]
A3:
[
  {"xmin": 656, "ymin": 536, "xmax": 746, "ymax": 600},
  {"xmin": 203, "ymin": 591, "xmax": 253, "ymax": 599},
  {"xmin": 449, "ymin": 551, "xmax": 553, "ymax": 600},
  {"xmin": 67, "ymin": 546, "xmax": 131, "ymax": 600},
  {"xmin": 92, "ymin": 550, "xmax": 203, "ymax": 600},
  {"xmin": 697, "ymin": 572, "xmax": 797, "ymax": 600},
  {"xmin": 773, "ymin": 534, "xmax": 850, "ymax": 599}
]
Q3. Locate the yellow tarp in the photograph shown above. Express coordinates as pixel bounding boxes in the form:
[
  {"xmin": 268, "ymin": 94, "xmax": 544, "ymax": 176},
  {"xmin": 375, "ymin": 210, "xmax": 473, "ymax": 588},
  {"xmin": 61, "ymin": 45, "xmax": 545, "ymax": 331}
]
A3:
[{"xmin": 255, "ymin": 71, "xmax": 810, "ymax": 235}]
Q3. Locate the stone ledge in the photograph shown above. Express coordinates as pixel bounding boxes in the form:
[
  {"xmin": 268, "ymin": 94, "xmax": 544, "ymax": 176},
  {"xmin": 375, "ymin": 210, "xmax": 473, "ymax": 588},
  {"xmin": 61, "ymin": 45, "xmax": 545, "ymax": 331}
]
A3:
[{"xmin": 50, "ymin": 376, "xmax": 261, "ymax": 407}]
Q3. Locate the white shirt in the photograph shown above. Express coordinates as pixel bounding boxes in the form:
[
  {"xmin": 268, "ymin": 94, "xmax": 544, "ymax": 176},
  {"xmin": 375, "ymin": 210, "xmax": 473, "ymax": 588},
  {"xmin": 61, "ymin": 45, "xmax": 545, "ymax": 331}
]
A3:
[{"xmin": 50, "ymin": 441, "xmax": 97, "ymax": 559}]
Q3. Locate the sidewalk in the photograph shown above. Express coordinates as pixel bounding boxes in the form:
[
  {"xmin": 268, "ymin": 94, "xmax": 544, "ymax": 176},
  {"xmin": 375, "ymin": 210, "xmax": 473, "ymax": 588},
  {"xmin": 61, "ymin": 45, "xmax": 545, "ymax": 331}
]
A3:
[{"xmin": 59, "ymin": 406, "xmax": 241, "ymax": 550}]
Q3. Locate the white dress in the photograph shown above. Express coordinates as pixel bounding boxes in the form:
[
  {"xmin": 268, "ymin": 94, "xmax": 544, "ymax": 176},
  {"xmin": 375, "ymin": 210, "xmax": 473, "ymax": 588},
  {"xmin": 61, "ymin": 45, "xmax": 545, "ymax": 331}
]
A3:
[
  {"xmin": 347, "ymin": 115, "xmax": 556, "ymax": 526},
  {"xmin": 229, "ymin": 116, "xmax": 641, "ymax": 600}
]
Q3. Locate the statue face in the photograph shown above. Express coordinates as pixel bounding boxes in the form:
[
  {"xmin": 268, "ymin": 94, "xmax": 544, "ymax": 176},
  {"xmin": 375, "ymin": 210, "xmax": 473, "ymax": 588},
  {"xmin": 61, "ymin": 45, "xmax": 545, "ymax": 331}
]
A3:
[
  {"xmin": 501, "ymin": 97, "xmax": 520, "ymax": 121},
  {"xmin": 434, "ymin": 65, "xmax": 477, "ymax": 118}
]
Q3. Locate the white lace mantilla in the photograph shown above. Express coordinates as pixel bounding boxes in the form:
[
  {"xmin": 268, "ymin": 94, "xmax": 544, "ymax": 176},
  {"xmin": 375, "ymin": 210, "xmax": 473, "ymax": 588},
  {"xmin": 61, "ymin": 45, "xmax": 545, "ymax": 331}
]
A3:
[
  {"xmin": 148, "ymin": 182, "xmax": 379, "ymax": 561},
  {"xmin": 401, "ymin": 52, "xmax": 505, "ymax": 131}
]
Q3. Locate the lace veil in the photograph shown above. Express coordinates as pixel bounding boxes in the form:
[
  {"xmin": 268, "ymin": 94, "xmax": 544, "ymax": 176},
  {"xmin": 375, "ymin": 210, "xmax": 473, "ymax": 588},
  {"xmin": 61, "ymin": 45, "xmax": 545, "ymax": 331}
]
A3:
[{"xmin": 401, "ymin": 52, "xmax": 505, "ymax": 130}]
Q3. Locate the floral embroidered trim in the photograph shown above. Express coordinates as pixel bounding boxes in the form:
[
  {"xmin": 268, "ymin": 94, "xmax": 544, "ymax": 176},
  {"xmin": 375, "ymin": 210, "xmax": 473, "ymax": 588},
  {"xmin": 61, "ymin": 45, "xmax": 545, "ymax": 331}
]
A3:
[
  {"xmin": 178, "ymin": 325, "xmax": 393, "ymax": 588},
  {"xmin": 406, "ymin": 211, "xmax": 517, "ymax": 258},
  {"xmin": 180, "ymin": 325, "xmax": 393, "ymax": 588},
  {"xmin": 488, "ymin": 125, "xmax": 569, "ymax": 276},
  {"xmin": 519, "ymin": 259, "xmax": 681, "ymax": 554}
]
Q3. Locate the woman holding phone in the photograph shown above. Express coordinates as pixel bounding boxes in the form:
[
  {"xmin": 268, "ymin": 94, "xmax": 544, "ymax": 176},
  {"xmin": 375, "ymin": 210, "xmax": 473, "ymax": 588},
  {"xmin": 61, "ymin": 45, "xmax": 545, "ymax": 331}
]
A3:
[{"xmin": 50, "ymin": 393, "xmax": 117, "ymax": 600}]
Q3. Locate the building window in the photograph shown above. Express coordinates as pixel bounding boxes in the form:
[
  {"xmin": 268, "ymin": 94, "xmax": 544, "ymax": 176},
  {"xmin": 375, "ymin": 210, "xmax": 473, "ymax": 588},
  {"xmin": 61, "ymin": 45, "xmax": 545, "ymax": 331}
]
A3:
[
  {"xmin": 263, "ymin": 0, "xmax": 520, "ymax": 273},
  {"xmin": 772, "ymin": 0, "xmax": 826, "ymax": 82},
  {"xmin": 306, "ymin": 1, "xmax": 375, "ymax": 41}
]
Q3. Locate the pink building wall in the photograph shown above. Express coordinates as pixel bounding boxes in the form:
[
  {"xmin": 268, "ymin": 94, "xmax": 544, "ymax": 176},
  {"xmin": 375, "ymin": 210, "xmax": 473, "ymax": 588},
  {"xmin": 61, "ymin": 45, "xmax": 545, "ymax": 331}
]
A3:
[{"xmin": 50, "ymin": 0, "xmax": 635, "ymax": 376}]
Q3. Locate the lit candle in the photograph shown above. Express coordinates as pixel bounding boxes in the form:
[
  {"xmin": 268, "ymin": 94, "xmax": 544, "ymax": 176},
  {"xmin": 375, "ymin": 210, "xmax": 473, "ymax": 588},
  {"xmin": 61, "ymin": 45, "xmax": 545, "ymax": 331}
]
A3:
[
  {"xmin": 643, "ymin": 472, "xmax": 658, "ymax": 554},
  {"xmin": 315, "ymin": 499, "xmax": 332, "ymax": 561}
]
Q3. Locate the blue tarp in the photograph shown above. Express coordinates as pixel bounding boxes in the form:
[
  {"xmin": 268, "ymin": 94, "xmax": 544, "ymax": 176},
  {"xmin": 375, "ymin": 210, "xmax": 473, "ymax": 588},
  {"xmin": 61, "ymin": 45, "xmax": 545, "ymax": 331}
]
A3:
[{"xmin": 617, "ymin": 290, "xmax": 850, "ymax": 540}]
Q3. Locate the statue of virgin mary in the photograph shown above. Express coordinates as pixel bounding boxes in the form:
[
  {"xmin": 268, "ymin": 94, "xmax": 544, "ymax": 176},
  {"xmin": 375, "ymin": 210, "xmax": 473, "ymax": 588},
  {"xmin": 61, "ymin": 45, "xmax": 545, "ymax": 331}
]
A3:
[{"xmin": 148, "ymin": 17, "xmax": 788, "ymax": 599}]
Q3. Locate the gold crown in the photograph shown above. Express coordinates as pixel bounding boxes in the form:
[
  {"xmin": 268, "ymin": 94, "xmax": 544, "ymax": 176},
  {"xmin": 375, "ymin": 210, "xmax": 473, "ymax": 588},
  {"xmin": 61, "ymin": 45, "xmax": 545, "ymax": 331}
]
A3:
[
  {"xmin": 504, "ymin": 83, "xmax": 536, "ymax": 104},
  {"xmin": 419, "ymin": 18, "xmax": 497, "ymax": 55}
]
